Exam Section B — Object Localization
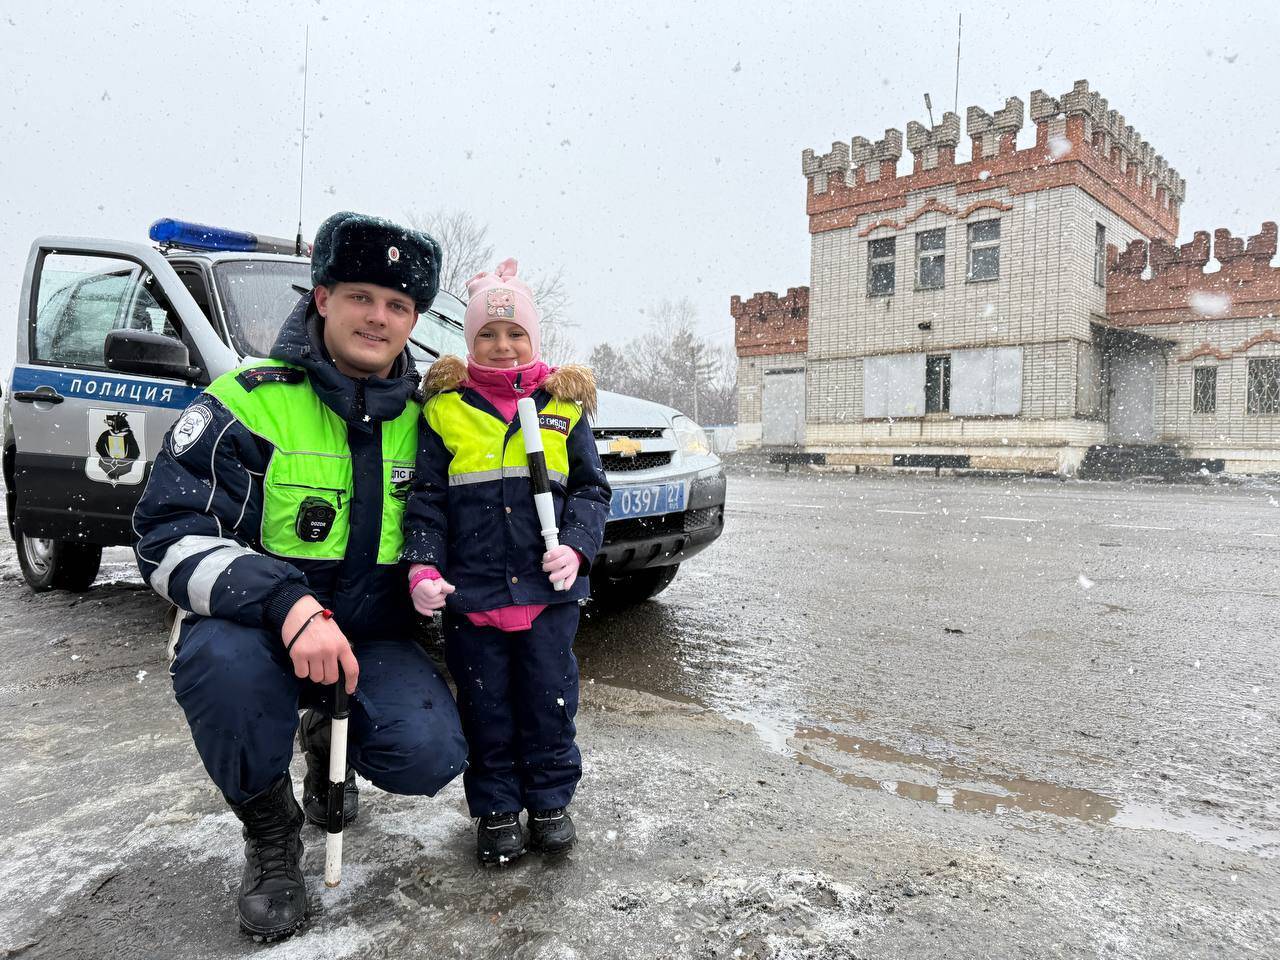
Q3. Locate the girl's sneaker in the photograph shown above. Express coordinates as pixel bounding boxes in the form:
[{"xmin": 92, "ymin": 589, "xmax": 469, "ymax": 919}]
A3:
[
  {"xmin": 477, "ymin": 812, "xmax": 525, "ymax": 865},
  {"xmin": 528, "ymin": 807, "xmax": 576, "ymax": 854}
]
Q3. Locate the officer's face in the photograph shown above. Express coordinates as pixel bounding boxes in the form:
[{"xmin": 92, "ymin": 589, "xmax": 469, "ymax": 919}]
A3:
[
  {"xmin": 314, "ymin": 282, "xmax": 417, "ymax": 379},
  {"xmin": 472, "ymin": 321, "xmax": 533, "ymax": 368}
]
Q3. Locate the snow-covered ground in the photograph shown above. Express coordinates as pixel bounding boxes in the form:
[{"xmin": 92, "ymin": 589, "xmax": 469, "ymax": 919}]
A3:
[{"xmin": 2, "ymin": 471, "xmax": 1278, "ymax": 958}]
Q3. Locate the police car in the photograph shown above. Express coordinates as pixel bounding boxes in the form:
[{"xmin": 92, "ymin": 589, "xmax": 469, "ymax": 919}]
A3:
[{"xmin": 2, "ymin": 219, "xmax": 726, "ymax": 606}]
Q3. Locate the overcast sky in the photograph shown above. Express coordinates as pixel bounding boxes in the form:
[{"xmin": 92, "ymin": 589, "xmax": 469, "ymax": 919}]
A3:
[{"xmin": 3, "ymin": 0, "xmax": 1278, "ymax": 374}]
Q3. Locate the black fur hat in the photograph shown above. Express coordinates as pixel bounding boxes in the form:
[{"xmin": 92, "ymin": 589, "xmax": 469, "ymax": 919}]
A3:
[{"xmin": 311, "ymin": 211, "xmax": 441, "ymax": 311}]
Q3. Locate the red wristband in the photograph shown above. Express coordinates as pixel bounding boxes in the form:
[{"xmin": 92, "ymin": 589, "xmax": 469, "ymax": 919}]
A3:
[{"xmin": 409, "ymin": 567, "xmax": 442, "ymax": 594}]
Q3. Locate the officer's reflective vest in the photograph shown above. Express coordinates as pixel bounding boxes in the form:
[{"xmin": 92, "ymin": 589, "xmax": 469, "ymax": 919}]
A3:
[
  {"xmin": 424, "ymin": 390, "xmax": 582, "ymax": 488},
  {"xmin": 206, "ymin": 360, "xmax": 419, "ymax": 564}
]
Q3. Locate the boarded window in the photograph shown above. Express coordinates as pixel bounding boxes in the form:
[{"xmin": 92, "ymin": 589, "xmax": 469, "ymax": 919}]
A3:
[
  {"xmin": 916, "ymin": 229, "xmax": 945, "ymax": 289},
  {"xmin": 967, "ymin": 219, "xmax": 1001, "ymax": 281},
  {"xmin": 863, "ymin": 353, "xmax": 925, "ymax": 418},
  {"xmin": 1247, "ymin": 358, "xmax": 1280, "ymax": 414},
  {"xmin": 950, "ymin": 347, "xmax": 1024, "ymax": 416},
  {"xmin": 867, "ymin": 238, "xmax": 896, "ymax": 296},
  {"xmin": 925, "ymin": 355, "xmax": 951, "ymax": 412},
  {"xmin": 1193, "ymin": 366, "xmax": 1217, "ymax": 414}
]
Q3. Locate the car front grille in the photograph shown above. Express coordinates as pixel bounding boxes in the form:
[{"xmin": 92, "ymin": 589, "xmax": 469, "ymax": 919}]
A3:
[
  {"xmin": 604, "ymin": 505, "xmax": 723, "ymax": 543},
  {"xmin": 682, "ymin": 506, "xmax": 722, "ymax": 531},
  {"xmin": 605, "ymin": 513, "xmax": 682, "ymax": 542},
  {"xmin": 593, "ymin": 428, "xmax": 665, "ymax": 440},
  {"xmin": 600, "ymin": 451, "xmax": 674, "ymax": 472}
]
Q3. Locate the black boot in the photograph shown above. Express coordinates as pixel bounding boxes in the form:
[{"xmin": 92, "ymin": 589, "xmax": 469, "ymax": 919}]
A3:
[
  {"xmin": 230, "ymin": 774, "xmax": 308, "ymax": 941},
  {"xmin": 477, "ymin": 812, "xmax": 526, "ymax": 865},
  {"xmin": 528, "ymin": 806, "xmax": 576, "ymax": 854},
  {"xmin": 298, "ymin": 709, "xmax": 358, "ymax": 828}
]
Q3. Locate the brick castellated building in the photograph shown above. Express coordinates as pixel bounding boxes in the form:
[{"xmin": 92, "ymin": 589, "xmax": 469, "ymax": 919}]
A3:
[{"xmin": 734, "ymin": 79, "xmax": 1280, "ymax": 475}]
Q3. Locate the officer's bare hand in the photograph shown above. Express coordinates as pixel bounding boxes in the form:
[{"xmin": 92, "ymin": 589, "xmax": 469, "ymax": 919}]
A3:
[
  {"xmin": 541, "ymin": 545, "xmax": 581, "ymax": 590},
  {"xmin": 409, "ymin": 564, "xmax": 455, "ymax": 614},
  {"xmin": 281, "ymin": 596, "xmax": 359, "ymax": 694}
]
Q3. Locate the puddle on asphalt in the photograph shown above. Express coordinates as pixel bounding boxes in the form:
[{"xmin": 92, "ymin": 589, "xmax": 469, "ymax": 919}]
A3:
[{"xmin": 781, "ymin": 723, "xmax": 1278, "ymax": 859}]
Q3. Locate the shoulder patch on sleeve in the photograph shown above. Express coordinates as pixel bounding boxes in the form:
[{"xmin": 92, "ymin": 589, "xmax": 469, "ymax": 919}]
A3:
[
  {"xmin": 236, "ymin": 366, "xmax": 306, "ymax": 391},
  {"xmin": 169, "ymin": 403, "xmax": 214, "ymax": 456}
]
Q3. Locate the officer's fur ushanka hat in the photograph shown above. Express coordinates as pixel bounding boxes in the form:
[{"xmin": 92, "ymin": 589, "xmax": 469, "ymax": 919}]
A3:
[{"xmin": 311, "ymin": 211, "xmax": 442, "ymax": 312}]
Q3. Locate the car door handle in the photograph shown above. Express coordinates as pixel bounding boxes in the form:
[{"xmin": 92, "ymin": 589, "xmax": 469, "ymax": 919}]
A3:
[{"xmin": 14, "ymin": 390, "xmax": 64, "ymax": 404}]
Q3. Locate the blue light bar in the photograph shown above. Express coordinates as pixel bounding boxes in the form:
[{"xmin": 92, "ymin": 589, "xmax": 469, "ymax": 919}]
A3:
[{"xmin": 149, "ymin": 218, "xmax": 304, "ymax": 256}]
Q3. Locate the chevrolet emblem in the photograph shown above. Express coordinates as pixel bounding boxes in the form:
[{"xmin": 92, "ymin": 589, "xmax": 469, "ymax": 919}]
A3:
[{"xmin": 608, "ymin": 437, "xmax": 643, "ymax": 458}]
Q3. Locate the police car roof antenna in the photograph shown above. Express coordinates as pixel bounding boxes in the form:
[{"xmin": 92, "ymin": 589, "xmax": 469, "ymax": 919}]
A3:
[{"xmin": 294, "ymin": 25, "xmax": 310, "ymax": 258}]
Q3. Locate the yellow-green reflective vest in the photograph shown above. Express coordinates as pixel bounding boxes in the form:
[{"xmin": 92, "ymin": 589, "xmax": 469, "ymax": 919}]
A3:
[
  {"xmin": 423, "ymin": 391, "xmax": 582, "ymax": 486},
  {"xmin": 206, "ymin": 360, "xmax": 420, "ymax": 564}
]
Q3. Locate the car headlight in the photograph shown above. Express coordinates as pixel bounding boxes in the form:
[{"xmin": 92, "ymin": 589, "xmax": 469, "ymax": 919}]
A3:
[{"xmin": 671, "ymin": 415, "xmax": 711, "ymax": 457}]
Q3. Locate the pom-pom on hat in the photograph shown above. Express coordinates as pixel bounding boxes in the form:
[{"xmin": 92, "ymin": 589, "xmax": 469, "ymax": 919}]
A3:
[
  {"xmin": 311, "ymin": 211, "xmax": 442, "ymax": 312},
  {"xmin": 463, "ymin": 258, "xmax": 541, "ymax": 359}
]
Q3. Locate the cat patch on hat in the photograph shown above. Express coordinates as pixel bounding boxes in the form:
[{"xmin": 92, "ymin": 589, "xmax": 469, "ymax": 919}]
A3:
[{"xmin": 485, "ymin": 288, "xmax": 516, "ymax": 320}]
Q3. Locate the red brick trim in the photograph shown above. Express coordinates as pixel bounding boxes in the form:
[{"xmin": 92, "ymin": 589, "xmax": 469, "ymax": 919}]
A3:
[
  {"xmin": 1175, "ymin": 329, "xmax": 1280, "ymax": 362},
  {"xmin": 855, "ymin": 198, "xmax": 1013, "ymax": 237}
]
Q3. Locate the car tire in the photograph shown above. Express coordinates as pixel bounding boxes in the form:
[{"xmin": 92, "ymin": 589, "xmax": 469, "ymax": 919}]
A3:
[
  {"xmin": 16, "ymin": 532, "xmax": 102, "ymax": 593},
  {"xmin": 592, "ymin": 563, "xmax": 680, "ymax": 608}
]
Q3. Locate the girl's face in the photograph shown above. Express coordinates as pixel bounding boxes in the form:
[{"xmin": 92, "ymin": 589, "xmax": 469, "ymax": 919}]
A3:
[{"xmin": 472, "ymin": 321, "xmax": 533, "ymax": 368}]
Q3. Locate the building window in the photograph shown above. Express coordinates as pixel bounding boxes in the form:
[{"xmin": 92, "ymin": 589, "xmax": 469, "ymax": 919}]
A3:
[
  {"xmin": 1247, "ymin": 358, "xmax": 1280, "ymax": 414},
  {"xmin": 1094, "ymin": 223, "xmax": 1107, "ymax": 286},
  {"xmin": 1192, "ymin": 366, "xmax": 1217, "ymax": 414},
  {"xmin": 967, "ymin": 219, "xmax": 1000, "ymax": 281},
  {"xmin": 925, "ymin": 354, "xmax": 951, "ymax": 412},
  {"xmin": 867, "ymin": 238, "xmax": 895, "ymax": 296},
  {"xmin": 915, "ymin": 229, "xmax": 945, "ymax": 290}
]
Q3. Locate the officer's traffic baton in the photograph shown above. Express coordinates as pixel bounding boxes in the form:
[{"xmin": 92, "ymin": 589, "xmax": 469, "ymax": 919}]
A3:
[
  {"xmin": 516, "ymin": 397, "xmax": 566, "ymax": 591},
  {"xmin": 323, "ymin": 666, "xmax": 350, "ymax": 888}
]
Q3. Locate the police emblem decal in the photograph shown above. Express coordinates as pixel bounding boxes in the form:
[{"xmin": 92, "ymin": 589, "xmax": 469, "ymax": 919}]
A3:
[
  {"xmin": 387, "ymin": 245, "xmax": 400, "ymax": 263},
  {"xmin": 85, "ymin": 408, "xmax": 147, "ymax": 486},
  {"xmin": 170, "ymin": 404, "xmax": 213, "ymax": 457}
]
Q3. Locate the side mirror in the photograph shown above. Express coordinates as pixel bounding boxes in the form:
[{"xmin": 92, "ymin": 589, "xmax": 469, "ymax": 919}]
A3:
[{"xmin": 104, "ymin": 329, "xmax": 201, "ymax": 382}]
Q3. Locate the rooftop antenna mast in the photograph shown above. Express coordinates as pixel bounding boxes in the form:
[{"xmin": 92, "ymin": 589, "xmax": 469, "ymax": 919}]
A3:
[
  {"xmin": 953, "ymin": 12, "xmax": 962, "ymax": 116},
  {"xmin": 295, "ymin": 25, "xmax": 310, "ymax": 257}
]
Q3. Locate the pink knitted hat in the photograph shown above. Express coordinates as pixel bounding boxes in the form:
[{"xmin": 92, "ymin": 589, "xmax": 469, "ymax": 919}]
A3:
[{"xmin": 463, "ymin": 258, "xmax": 541, "ymax": 360}]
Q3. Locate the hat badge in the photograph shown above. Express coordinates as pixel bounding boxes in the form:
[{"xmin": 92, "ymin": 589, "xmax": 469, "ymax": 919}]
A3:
[{"xmin": 387, "ymin": 245, "xmax": 400, "ymax": 263}]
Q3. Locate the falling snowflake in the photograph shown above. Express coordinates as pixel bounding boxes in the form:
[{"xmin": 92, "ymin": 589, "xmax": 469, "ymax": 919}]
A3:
[
  {"xmin": 1077, "ymin": 574, "xmax": 1095, "ymax": 590},
  {"xmin": 1189, "ymin": 291, "xmax": 1231, "ymax": 318},
  {"xmin": 136, "ymin": 670, "xmax": 148, "ymax": 683},
  {"xmin": 978, "ymin": 169, "xmax": 992, "ymax": 181},
  {"xmin": 1047, "ymin": 135, "xmax": 1072, "ymax": 159}
]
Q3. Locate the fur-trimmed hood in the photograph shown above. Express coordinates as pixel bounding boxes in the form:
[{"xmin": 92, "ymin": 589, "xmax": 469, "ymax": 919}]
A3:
[{"xmin": 423, "ymin": 355, "xmax": 597, "ymax": 418}]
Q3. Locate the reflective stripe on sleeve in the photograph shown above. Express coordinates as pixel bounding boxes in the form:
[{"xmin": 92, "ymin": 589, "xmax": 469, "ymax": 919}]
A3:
[
  {"xmin": 184, "ymin": 545, "xmax": 259, "ymax": 615},
  {"xmin": 151, "ymin": 534, "xmax": 244, "ymax": 601}
]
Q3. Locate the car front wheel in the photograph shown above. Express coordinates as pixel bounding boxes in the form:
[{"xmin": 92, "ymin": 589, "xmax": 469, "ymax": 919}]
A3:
[
  {"xmin": 591, "ymin": 563, "xmax": 679, "ymax": 608},
  {"xmin": 16, "ymin": 532, "xmax": 102, "ymax": 593}
]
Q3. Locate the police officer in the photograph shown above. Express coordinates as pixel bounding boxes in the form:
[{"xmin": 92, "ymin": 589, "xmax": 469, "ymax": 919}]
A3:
[{"xmin": 133, "ymin": 211, "xmax": 467, "ymax": 942}]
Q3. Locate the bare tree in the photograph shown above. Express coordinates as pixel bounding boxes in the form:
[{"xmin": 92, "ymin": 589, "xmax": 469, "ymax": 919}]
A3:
[
  {"xmin": 405, "ymin": 207, "xmax": 580, "ymax": 362},
  {"xmin": 588, "ymin": 298, "xmax": 737, "ymax": 423},
  {"xmin": 405, "ymin": 208, "xmax": 493, "ymax": 298}
]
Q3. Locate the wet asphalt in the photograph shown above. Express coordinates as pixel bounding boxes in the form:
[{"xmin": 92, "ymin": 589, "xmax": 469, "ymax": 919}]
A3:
[{"xmin": 1, "ymin": 468, "xmax": 1278, "ymax": 959}]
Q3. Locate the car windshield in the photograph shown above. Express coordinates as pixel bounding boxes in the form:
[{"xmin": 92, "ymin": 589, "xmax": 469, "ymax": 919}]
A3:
[
  {"xmin": 408, "ymin": 289, "xmax": 467, "ymax": 363},
  {"xmin": 213, "ymin": 259, "xmax": 467, "ymax": 362},
  {"xmin": 213, "ymin": 260, "xmax": 312, "ymax": 357}
]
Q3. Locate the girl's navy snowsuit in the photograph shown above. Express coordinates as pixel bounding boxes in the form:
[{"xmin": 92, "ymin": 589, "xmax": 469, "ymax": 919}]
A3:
[{"xmin": 403, "ymin": 358, "xmax": 610, "ymax": 816}]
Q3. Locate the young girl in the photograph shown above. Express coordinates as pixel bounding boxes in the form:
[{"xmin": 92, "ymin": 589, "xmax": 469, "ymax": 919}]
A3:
[{"xmin": 402, "ymin": 258, "xmax": 610, "ymax": 864}]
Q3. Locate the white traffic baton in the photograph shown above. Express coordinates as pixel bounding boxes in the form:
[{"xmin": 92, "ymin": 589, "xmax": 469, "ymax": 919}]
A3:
[
  {"xmin": 323, "ymin": 667, "xmax": 350, "ymax": 887},
  {"xmin": 516, "ymin": 397, "xmax": 566, "ymax": 591}
]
